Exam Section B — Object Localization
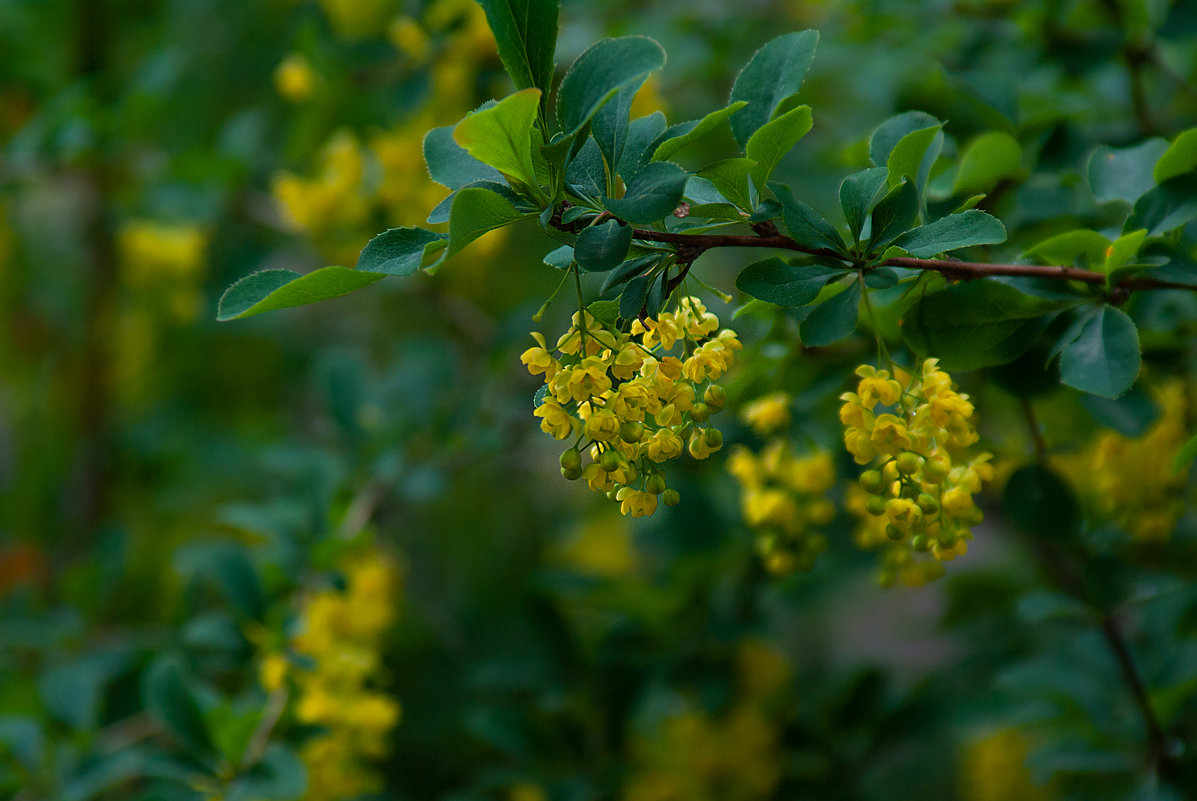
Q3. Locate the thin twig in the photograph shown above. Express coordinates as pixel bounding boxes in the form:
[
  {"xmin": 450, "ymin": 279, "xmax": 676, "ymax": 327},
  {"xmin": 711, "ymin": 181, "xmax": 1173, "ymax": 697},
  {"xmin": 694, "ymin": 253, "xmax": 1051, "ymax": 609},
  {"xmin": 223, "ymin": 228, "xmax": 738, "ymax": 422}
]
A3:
[{"xmin": 1099, "ymin": 611, "xmax": 1171, "ymax": 768}]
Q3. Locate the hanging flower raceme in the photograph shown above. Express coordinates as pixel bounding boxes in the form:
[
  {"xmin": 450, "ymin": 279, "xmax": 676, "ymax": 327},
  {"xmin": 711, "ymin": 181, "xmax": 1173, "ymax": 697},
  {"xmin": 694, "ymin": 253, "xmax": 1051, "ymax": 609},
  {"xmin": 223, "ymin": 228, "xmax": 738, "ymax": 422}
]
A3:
[
  {"xmin": 840, "ymin": 359, "xmax": 992, "ymax": 586},
  {"xmin": 522, "ymin": 297, "xmax": 740, "ymax": 518},
  {"xmin": 727, "ymin": 435, "xmax": 836, "ymax": 575}
]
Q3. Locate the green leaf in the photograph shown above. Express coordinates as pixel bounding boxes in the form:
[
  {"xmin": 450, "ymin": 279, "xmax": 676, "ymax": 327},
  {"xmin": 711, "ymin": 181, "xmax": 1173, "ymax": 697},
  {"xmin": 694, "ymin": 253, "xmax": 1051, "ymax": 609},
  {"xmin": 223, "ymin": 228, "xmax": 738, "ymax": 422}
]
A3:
[
  {"xmin": 556, "ymin": 37, "xmax": 667, "ymax": 139},
  {"xmin": 892, "ymin": 210, "xmax": 1007, "ymax": 258},
  {"xmin": 773, "ymin": 182, "xmax": 849, "ymax": 256},
  {"xmin": 1174, "ymin": 433, "xmax": 1197, "ymax": 474},
  {"xmin": 426, "ymin": 180, "xmax": 524, "ymax": 225},
  {"xmin": 476, "ymin": 0, "xmax": 558, "ymax": 96},
  {"xmin": 217, "ymin": 267, "xmax": 385, "ymax": 321},
  {"xmin": 1002, "ymin": 465, "xmax": 1081, "ymax": 541},
  {"xmin": 954, "ymin": 131, "xmax": 1021, "ymax": 195},
  {"xmin": 618, "ymin": 111, "xmax": 668, "ymax": 178},
  {"xmin": 886, "ymin": 124, "xmax": 942, "ymax": 191},
  {"xmin": 356, "ymin": 227, "xmax": 447, "ymax": 276},
  {"xmin": 745, "ymin": 104, "xmax": 813, "ymax": 191},
  {"xmin": 1153, "ymin": 126, "xmax": 1197, "ymax": 184},
  {"xmin": 736, "ymin": 257, "xmax": 848, "ymax": 307},
  {"xmin": 592, "ymin": 78, "xmax": 645, "ymax": 181},
  {"xmin": 206, "ymin": 545, "xmax": 266, "ymax": 621},
  {"xmin": 143, "ymin": 656, "xmax": 214, "ymax": 756},
  {"xmin": 575, "ymin": 219, "xmax": 632, "ymax": 272},
  {"xmin": 1102, "ymin": 229, "xmax": 1147, "ymax": 274},
  {"xmin": 39, "ymin": 652, "xmax": 131, "ymax": 731},
  {"xmin": 448, "ymin": 186, "xmax": 530, "ymax": 256},
  {"xmin": 903, "ymin": 280, "xmax": 1067, "ymax": 370},
  {"xmin": 600, "ymin": 254, "xmax": 658, "ymax": 295},
  {"xmin": 869, "ymin": 111, "xmax": 941, "ymax": 167},
  {"xmin": 729, "ymin": 30, "xmax": 819, "ymax": 146},
  {"xmin": 651, "ymin": 101, "xmax": 747, "ymax": 162},
  {"xmin": 587, "ymin": 300, "xmax": 620, "ymax": 326},
  {"xmin": 1080, "ymin": 383, "xmax": 1159, "ymax": 436},
  {"xmin": 799, "ymin": 280, "xmax": 860, "ymax": 346},
  {"xmin": 1087, "ymin": 139, "xmax": 1169, "ymax": 204},
  {"xmin": 226, "ymin": 745, "xmax": 306, "ymax": 801},
  {"xmin": 543, "ymin": 244, "xmax": 574, "ymax": 270},
  {"xmin": 620, "ymin": 273, "xmax": 651, "ymax": 319},
  {"xmin": 839, "ymin": 167, "xmax": 888, "ymax": 243},
  {"xmin": 1024, "ymin": 229, "xmax": 1110, "ymax": 267},
  {"xmin": 698, "ymin": 158, "xmax": 754, "ymax": 212},
  {"xmin": 1126, "ymin": 174, "xmax": 1197, "ymax": 236},
  {"xmin": 453, "ymin": 89, "xmax": 542, "ymax": 191},
  {"xmin": 604, "ymin": 161, "xmax": 688, "ymax": 223},
  {"xmin": 867, "ymin": 180, "xmax": 919, "ymax": 253},
  {"xmin": 423, "ymin": 126, "xmax": 504, "ymax": 190},
  {"xmin": 1058, "ymin": 306, "xmax": 1140, "ymax": 398},
  {"xmin": 565, "ymin": 136, "xmax": 606, "ymax": 199}
]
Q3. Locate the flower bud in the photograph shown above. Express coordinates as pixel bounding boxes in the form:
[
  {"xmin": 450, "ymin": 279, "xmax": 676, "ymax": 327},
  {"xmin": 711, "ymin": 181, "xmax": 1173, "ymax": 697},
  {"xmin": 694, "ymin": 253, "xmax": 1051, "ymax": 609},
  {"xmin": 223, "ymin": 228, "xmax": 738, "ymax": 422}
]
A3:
[
  {"xmin": 560, "ymin": 448, "xmax": 582, "ymax": 471},
  {"xmin": 896, "ymin": 452, "xmax": 922, "ymax": 475},
  {"xmin": 645, "ymin": 474, "xmax": 667, "ymax": 495},
  {"xmin": 703, "ymin": 384, "xmax": 726, "ymax": 412},
  {"xmin": 690, "ymin": 402, "xmax": 710, "ymax": 423},
  {"xmin": 600, "ymin": 448, "xmax": 622, "ymax": 472},
  {"xmin": 620, "ymin": 420, "xmax": 645, "ymax": 443},
  {"xmin": 702, "ymin": 427, "xmax": 723, "ymax": 448},
  {"xmin": 859, "ymin": 469, "xmax": 884, "ymax": 493},
  {"xmin": 561, "ymin": 466, "xmax": 582, "ymax": 481},
  {"xmin": 662, "ymin": 488, "xmax": 681, "ymax": 506}
]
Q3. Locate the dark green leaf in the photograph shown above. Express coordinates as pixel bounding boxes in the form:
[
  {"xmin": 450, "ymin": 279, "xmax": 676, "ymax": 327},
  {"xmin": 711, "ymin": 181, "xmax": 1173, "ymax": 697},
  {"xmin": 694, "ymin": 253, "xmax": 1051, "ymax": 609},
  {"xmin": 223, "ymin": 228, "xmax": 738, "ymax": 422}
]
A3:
[
  {"xmin": 1024, "ymin": 229, "xmax": 1109, "ymax": 268},
  {"xmin": 556, "ymin": 37, "xmax": 666, "ymax": 139},
  {"xmin": 735, "ymin": 257, "xmax": 848, "ymax": 307},
  {"xmin": 1080, "ymin": 383, "xmax": 1159, "ymax": 436},
  {"xmin": 799, "ymin": 280, "xmax": 860, "ymax": 346},
  {"xmin": 1087, "ymin": 139, "xmax": 1168, "ymax": 204},
  {"xmin": 1126, "ymin": 174, "xmax": 1197, "ymax": 236},
  {"xmin": 902, "ymin": 280, "xmax": 1068, "ymax": 370},
  {"xmin": 1058, "ymin": 305, "xmax": 1140, "ymax": 398},
  {"xmin": 652, "ymin": 101, "xmax": 747, "ymax": 162},
  {"xmin": 565, "ymin": 136, "xmax": 606, "ymax": 200},
  {"xmin": 543, "ymin": 244, "xmax": 573, "ymax": 270},
  {"xmin": 206, "ymin": 545, "xmax": 266, "ymax": 621},
  {"xmin": 600, "ymin": 255, "xmax": 658, "ymax": 294},
  {"xmin": 587, "ymin": 300, "xmax": 620, "ymax": 326},
  {"xmin": 592, "ymin": 78, "xmax": 645, "ymax": 181},
  {"xmin": 867, "ymin": 180, "xmax": 919, "ymax": 253},
  {"xmin": 143, "ymin": 657, "xmax": 214, "ymax": 757},
  {"xmin": 954, "ymin": 131, "xmax": 1021, "ymax": 195},
  {"xmin": 217, "ymin": 268, "xmax": 385, "ymax": 322},
  {"xmin": 729, "ymin": 30, "xmax": 819, "ymax": 145},
  {"xmin": 575, "ymin": 219, "xmax": 632, "ymax": 272},
  {"xmin": 448, "ymin": 186, "xmax": 531, "ymax": 256},
  {"xmin": 863, "ymin": 267, "xmax": 898, "ymax": 288},
  {"xmin": 423, "ymin": 126, "xmax": 504, "ymax": 190},
  {"xmin": 1003, "ymin": 465, "xmax": 1081, "ymax": 541},
  {"xmin": 476, "ymin": 0, "xmax": 558, "ymax": 95},
  {"xmin": 892, "ymin": 210, "xmax": 1007, "ymax": 258},
  {"xmin": 39, "ymin": 651, "xmax": 131, "ymax": 731},
  {"xmin": 839, "ymin": 167, "xmax": 888, "ymax": 243},
  {"xmin": 620, "ymin": 273, "xmax": 651, "ymax": 319},
  {"xmin": 645, "ymin": 268, "xmax": 668, "ymax": 316},
  {"xmin": 618, "ymin": 111, "xmax": 668, "ymax": 179},
  {"xmin": 773, "ymin": 182, "xmax": 849, "ymax": 256},
  {"xmin": 226, "ymin": 745, "xmax": 306, "ymax": 801},
  {"xmin": 745, "ymin": 104, "xmax": 812, "ymax": 191},
  {"xmin": 356, "ymin": 227, "xmax": 447, "ymax": 276},
  {"xmin": 605, "ymin": 161, "xmax": 689, "ymax": 223}
]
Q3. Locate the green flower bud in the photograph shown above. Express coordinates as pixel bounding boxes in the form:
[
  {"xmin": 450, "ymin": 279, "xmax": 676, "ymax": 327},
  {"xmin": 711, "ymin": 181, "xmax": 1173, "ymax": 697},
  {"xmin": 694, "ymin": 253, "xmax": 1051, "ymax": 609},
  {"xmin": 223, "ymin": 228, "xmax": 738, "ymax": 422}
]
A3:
[
  {"xmin": 865, "ymin": 495, "xmax": 887, "ymax": 516},
  {"xmin": 896, "ymin": 451, "xmax": 922, "ymax": 475},
  {"xmin": 620, "ymin": 420, "xmax": 645, "ymax": 443},
  {"xmin": 561, "ymin": 466, "xmax": 583, "ymax": 481},
  {"xmin": 859, "ymin": 469, "xmax": 884, "ymax": 493},
  {"xmin": 662, "ymin": 488, "xmax": 681, "ymax": 506},
  {"xmin": 917, "ymin": 493, "xmax": 939, "ymax": 513},
  {"xmin": 690, "ymin": 402, "xmax": 710, "ymax": 424},
  {"xmin": 885, "ymin": 523, "xmax": 904, "ymax": 541},
  {"xmin": 703, "ymin": 384, "xmax": 726, "ymax": 412},
  {"xmin": 911, "ymin": 534, "xmax": 929, "ymax": 552},
  {"xmin": 600, "ymin": 448, "xmax": 622, "ymax": 472},
  {"xmin": 560, "ymin": 448, "xmax": 582, "ymax": 471},
  {"xmin": 702, "ymin": 427, "xmax": 723, "ymax": 448},
  {"xmin": 645, "ymin": 474, "xmax": 667, "ymax": 495}
]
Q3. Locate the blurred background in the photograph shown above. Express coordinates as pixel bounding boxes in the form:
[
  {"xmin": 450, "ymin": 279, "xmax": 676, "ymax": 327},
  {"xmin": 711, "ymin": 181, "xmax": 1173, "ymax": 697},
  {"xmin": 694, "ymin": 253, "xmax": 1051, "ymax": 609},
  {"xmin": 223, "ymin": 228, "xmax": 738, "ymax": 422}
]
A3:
[{"xmin": 2, "ymin": 0, "xmax": 1197, "ymax": 799}]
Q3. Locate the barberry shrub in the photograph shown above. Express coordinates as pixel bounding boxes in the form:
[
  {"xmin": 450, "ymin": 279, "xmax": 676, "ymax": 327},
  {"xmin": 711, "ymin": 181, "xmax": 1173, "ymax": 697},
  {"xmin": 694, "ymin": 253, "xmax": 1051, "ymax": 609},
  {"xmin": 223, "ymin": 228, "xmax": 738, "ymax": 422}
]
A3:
[{"xmin": 220, "ymin": 0, "xmax": 1197, "ymax": 795}]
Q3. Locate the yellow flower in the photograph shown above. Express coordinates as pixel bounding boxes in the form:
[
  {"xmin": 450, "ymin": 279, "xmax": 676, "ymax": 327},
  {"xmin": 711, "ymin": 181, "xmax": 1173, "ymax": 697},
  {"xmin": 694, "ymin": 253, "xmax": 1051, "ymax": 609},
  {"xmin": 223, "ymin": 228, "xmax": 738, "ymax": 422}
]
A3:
[
  {"xmin": 854, "ymin": 365, "xmax": 901, "ymax": 409},
  {"xmin": 520, "ymin": 332, "xmax": 557, "ymax": 379},
  {"xmin": 616, "ymin": 487, "xmax": 658, "ymax": 518},
  {"xmin": 534, "ymin": 400, "xmax": 574, "ymax": 439},
  {"xmin": 388, "ymin": 15, "xmax": 429, "ymax": 60},
  {"xmin": 274, "ymin": 53, "xmax": 317, "ymax": 101},
  {"xmin": 741, "ymin": 392, "xmax": 791, "ymax": 436},
  {"xmin": 870, "ymin": 414, "xmax": 914, "ymax": 457}
]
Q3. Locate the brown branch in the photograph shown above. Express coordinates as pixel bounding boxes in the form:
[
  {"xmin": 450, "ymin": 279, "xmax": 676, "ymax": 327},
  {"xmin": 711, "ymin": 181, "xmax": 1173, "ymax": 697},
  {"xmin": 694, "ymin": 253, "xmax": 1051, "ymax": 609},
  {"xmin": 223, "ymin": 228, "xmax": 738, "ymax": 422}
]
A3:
[{"xmin": 1099, "ymin": 611, "xmax": 1172, "ymax": 768}]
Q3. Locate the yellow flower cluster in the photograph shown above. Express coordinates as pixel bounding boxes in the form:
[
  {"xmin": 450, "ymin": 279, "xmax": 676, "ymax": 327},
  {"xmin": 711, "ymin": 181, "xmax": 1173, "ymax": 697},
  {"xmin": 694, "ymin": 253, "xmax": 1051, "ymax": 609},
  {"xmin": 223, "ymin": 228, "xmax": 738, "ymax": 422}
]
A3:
[
  {"xmin": 1084, "ymin": 380, "xmax": 1189, "ymax": 542},
  {"xmin": 274, "ymin": 53, "xmax": 318, "ymax": 102},
  {"xmin": 958, "ymin": 728, "xmax": 1053, "ymax": 801},
  {"xmin": 260, "ymin": 553, "xmax": 402, "ymax": 801},
  {"xmin": 623, "ymin": 640, "xmax": 788, "ymax": 801},
  {"xmin": 727, "ymin": 438, "xmax": 835, "ymax": 575},
  {"xmin": 740, "ymin": 391, "xmax": 791, "ymax": 436},
  {"xmin": 522, "ymin": 298, "xmax": 741, "ymax": 518},
  {"xmin": 317, "ymin": 0, "xmax": 397, "ymax": 39},
  {"xmin": 840, "ymin": 360, "xmax": 993, "ymax": 584}
]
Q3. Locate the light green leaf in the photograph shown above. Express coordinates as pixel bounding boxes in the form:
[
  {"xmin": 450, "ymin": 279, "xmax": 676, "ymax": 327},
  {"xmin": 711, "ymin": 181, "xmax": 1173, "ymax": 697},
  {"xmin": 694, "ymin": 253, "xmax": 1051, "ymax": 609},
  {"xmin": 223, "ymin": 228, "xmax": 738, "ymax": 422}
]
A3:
[
  {"xmin": 698, "ymin": 158, "xmax": 755, "ymax": 212},
  {"xmin": 556, "ymin": 37, "xmax": 667, "ymax": 139},
  {"xmin": 799, "ymin": 280, "xmax": 860, "ymax": 346},
  {"xmin": 1154, "ymin": 126, "xmax": 1197, "ymax": 184},
  {"xmin": 448, "ymin": 186, "xmax": 531, "ymax": 256},
  {"xmin": 476, "ymin": 0, "xmax": 558, "ymax": 96},
  {"xmin": 356, "ymin": 227, "xmax": 447, "ymax": 276},
  {"xmin": 453, "ymin": 89, "xmax": 542, "ymax": 191},
  {"xmin": 604, "ymin": 161, "xmax": 689, "ymax": 223},
  {"xmin": 1058, "ymin": 306, "xmax": 1140, "ymax": 398},
  {"xmin": 729, "ymin": 30, "xmax": 819, "ymax": 145},
  {"xmin": 892, "ymin": 210, "xmax": 1007, "ymax": 258},
  {"xmin": 1102, "ymin": 229, "xmax": 1147, "ymax": 274},
  {"xmin": 746, "ymin": 104, "xmax": 813, "ymax": 191},
  {"xmin": 839, "ymin": 167, "xmax": 888, "ymax": 243},
  {"xmin": 575, "ymin": 219, "xmax": 632, "ymax": 272},
  {"xmin": 886, "ymin": 124, "xmax": 943, "ymax": 190},
  {"xmin": 773, "ymin": 182, "xmax": 850, "ymax": 256},
  {"xmin": 651, "ymin": 101, "xmax": 748, "ymax": 162},
  {"xmin": 1087, "ymin": 138, "xmax": 1168, "ymax": 204},
  {"xmin": 1174, "ymin": 433, "xmax": 1197, "ymax": 474},
  {"xmin": 1024, "ymin": 229, "xmax": 1110, "ymax": 267},
  {"xmin": 736, "ymin": 257, "xmax": 848, "ymax": 307},
  {"xmin": 217, "ymin": 267, "xmax": 385, "ymax": 321},
  {"xmin": 870, "ymin": 111, "xmax": 941, "ymax": 167},
  {"xmin": 954, "ymin": 131, "xmax": 1022, "ymax": 195},
  {"xmin": 423, "ymin": 126, "xmax": 504, "ymax": 190}
]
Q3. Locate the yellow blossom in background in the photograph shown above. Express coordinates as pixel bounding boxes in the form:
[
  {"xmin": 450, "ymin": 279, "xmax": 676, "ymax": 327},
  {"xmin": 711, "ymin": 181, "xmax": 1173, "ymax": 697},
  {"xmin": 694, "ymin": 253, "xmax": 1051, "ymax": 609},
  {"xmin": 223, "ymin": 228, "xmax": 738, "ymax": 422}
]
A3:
[
  {"xmin": 317, "ymin": 0, "xmax": 397, "ymax": 39},
  {"xmin": 117, "ymin": 220, "xmax": 207, "ymax": 288},
  {"xmin": 741, "ymin": 391, "xmax": 792, "ymax": 436},
  {"xmin": 630, "ymin": 74, "xmax": 668, "ymax": 119},
  {"xmin": 273, "ymin": 130, "xmax": 370, "ymax": 235},
  {"xmin": 274, "ymin": 52, "xmax": 318, "ymax": 101},
  {"xmin": 388, "ymin": 15, "xmax": 430, "ymax": 61},
  {"xmin": 959, "ymin": 729, "xmax": 1053, "ymax": 801},
  {"xmin": 1067, "ymin": 379, "xmax": 1190, "ymax": 542},
  {"xmin": 272, "ymin": 548, "xmax": 403, "ymax": 801},
  {"xmin": 551, "ymin": 513, "xmax": 640, "ymax": 577}
]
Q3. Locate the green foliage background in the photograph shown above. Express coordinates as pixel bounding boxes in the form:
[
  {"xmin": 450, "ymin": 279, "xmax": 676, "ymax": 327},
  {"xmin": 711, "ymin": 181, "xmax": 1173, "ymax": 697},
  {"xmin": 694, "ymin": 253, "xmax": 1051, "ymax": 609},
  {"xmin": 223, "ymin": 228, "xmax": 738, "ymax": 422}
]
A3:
[{"xmin": 2, "ymin": 0, "xmax": 1197, "ymax": 800}]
